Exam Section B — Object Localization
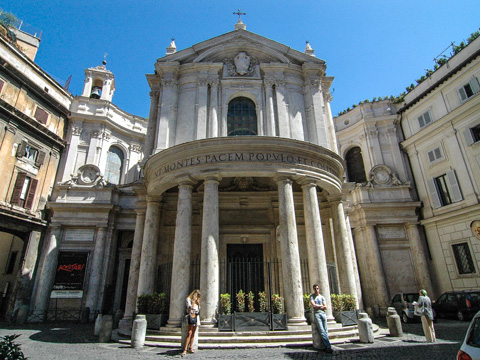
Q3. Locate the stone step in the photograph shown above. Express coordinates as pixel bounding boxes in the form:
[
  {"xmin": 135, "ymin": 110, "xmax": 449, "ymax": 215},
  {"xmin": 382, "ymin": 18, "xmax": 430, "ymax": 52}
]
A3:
[{"xmin": 117, "ymin": 323, "xmax": 383, "ymax": 349}]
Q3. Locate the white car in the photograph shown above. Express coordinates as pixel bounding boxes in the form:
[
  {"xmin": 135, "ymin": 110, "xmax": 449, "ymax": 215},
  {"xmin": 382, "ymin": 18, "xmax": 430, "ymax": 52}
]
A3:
[{"xmin": 457, "ymin": 310, "xmax": 480, "ymax": 360}]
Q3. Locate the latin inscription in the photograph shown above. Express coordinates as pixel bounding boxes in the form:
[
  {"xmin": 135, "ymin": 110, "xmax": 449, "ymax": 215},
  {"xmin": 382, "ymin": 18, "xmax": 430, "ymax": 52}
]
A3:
[{"xmin": 153, "ymin": 152, "xmax": 337, "ymax": 178}]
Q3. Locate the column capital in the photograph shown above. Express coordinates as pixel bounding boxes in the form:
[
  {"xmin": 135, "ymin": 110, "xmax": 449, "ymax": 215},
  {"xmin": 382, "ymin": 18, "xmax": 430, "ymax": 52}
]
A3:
[
  {"xmin": 200, "ymin": 173, "xmax": 222, "ymax": 183},
  {"xmin": 146, "ymin": 195, "xmax": 163, "ymax": 204},
  {"xmin": 326, "ymin": 194, "xmax": 343, "ymax": 203},
  {"xmin": 176, "ymin": 176, "xmax": 197, "ymax": 187},
  {"xmin": 298, "ymin": 177, "xmax": 319, "ymax": 188},
  {"xmin": 274, "ymin": 172, "xmax": 296, "ymax": 184}
]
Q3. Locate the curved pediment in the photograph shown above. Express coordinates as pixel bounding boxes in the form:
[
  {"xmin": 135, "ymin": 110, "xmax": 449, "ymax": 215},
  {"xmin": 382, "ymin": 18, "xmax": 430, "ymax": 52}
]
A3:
[{"xmin": 157, "ymin": 29, "xmax": 325, "ymax": 67}]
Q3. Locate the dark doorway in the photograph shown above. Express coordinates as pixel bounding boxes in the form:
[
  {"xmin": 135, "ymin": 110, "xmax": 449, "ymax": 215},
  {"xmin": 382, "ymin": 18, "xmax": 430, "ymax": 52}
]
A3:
[
  {"xmin": 226, "ymin": 244, "xmax": 264, "ymax": 311},
  {"xmin": 120, "ymin": 259, "xmax": 130, "ymax": 310}
]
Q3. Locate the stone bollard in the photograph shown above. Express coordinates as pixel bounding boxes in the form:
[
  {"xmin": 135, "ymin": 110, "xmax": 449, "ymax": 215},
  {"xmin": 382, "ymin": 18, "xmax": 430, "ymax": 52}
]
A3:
[
  {"xmin": 131, "ymin": 315, "xmax": 147, "ymax": 349},
  {"xmin": 386, "ymin": 307, "xmax": 403, "ymax": 337},
  {"xmin": 80, "ymin": 307, "xmax": 90, "ymax": 324},
  {"xmin": 16, "ymin": 305, "xmax": 29, "ymax": 324},
  {"xmin": 113, "ymin": 310, "xmax": 123, "ymax": 329},
  {"xmin": 99, "ymin": 315, "xmax": 113, "ymax": 343},
  {"xmin": 357, "ymin": 312, "xmax": 374, "ymax": 343},
  {"xmin": 94, "ymin": 314, "xmax": 103, "ymax": 336}
]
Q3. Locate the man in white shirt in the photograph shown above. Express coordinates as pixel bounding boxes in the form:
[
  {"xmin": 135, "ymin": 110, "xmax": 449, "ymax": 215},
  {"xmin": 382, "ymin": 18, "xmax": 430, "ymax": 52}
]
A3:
[{"xmin": 309, "ymin": 284, "xmax": 333, "ymax": 353}]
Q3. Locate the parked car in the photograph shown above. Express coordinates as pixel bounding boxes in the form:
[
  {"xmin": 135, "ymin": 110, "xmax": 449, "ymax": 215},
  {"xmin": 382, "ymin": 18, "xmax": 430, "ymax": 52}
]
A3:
[
  {"xmin": 390, "ymin": 293, "xmax": 420, "ymax": 323},
  {"xmin": 457, "ymin": 310, "xmax": 480, "ymax": 360},
  {"xmin": 434, "ymin": 290, "xmax": 480, "ymax": 321}
]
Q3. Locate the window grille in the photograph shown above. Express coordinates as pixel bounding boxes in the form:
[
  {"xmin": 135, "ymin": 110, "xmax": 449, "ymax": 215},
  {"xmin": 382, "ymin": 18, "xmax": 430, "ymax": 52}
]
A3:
[
  {"xmin": 452, "ymin": 242, "xmax": 476, "ymax": 274},
  {"xmin": 227, "ymin": 97, "xmax": 257, "ymax": 136}
]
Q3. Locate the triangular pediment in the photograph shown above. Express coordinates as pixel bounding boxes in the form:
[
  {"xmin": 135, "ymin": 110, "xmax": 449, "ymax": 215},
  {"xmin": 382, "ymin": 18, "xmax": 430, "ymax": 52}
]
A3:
[{"xmin": 156, "ymin": 29, "xmax": 325, "ymax": 66}]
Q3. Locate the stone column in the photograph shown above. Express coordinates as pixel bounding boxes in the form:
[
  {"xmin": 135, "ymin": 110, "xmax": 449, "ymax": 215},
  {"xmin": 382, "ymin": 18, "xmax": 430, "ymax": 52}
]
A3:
[
  {"xmin": 208, "ymin": 81, "xmax": 219, "ymax": 138},
  {"xmin": 346, "ymin": 216, "xmax": 363, "ymax": 310},
  {"xmin": 6, "ymin": 231, "xmax": 42, "ymax": 321},
  {"xmin": 85, "ymin": 227, "xmax": 108, "ymax": 316},
  {"xmin": 118, "ymin": 204, "xmax": 146, "ymax": 335},
  {"xmin": 168, "ymin": 180, "xmax": 195, "ymax": 327},
  {"xmin": 276, "ymin": 176, "xmax": 306, "ymax": 325},
  {"xmin": 363, "ymin": 225, "xmax": 390, "ymax": 308},
  {"xmin": 406, "ymin": 223, "xmax": 434, "ymax": 296},
  {"xmin": 330, "ymin": 198, "xmax": 358, "ymax": 305},
  {"xmin": 137, "ymin": 196, "xmax": 162, "ymax": 297},
  {"xmin": 196, "ymin": 80, "xmax": 208, "ymax": 140},
  {"xmin": 264, "ymin": 81, "xmax": 276, "ymax": 136},
  {"xmin": 144, "ymin": 90, "xmax": 160, "ymax": 159},
  {"xmin": 199, "ymin": 176, "xmax": 221, "ymax": 326},
  {"xmin": 353, "ymin": 227, "xmax": 374, "ymax": 308},
  {"xmin": 301, "ymin": 182, "xmax": 332, "ymax": 318},
  {"xmin": 30, "ymin": 226, "xmax": 62, "ymax": 321}
]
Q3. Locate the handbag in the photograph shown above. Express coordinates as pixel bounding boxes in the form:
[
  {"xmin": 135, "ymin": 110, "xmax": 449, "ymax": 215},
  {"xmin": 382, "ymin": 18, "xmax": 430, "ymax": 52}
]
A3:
[{"xmin": 187, "ymin": 312, "xmax": 197, "ymax": 325}]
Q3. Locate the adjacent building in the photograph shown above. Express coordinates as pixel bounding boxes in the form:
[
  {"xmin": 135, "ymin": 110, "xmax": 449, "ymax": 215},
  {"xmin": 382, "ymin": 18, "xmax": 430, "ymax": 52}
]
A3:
[
  {"xmin": 399, "ymin": 35, "xmax": 480, "ymax": 295},
  {"xmin": 0, "ymin": 25, "xmax": 71, "ymax": 320}
]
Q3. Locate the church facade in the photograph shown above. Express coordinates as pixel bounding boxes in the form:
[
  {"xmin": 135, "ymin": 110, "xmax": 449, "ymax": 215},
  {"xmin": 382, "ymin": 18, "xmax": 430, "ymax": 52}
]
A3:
[{"xmin": 29, "ymin": 21, "xmax": 365, "ymax": 330}]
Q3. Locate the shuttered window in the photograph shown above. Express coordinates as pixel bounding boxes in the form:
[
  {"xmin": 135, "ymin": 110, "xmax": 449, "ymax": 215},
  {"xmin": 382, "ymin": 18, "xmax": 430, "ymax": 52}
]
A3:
[
  {"xmin": 417, "ymin": 111, "xmax": 433, "ymax": 129},
  {"xmin": 427, "ymin": 170, "xmax": 463, "ymax": 208},
  {"xmin": 458, "ymin": 78, "xmax": 480, "ymax": 102},
  {"xmin": 464, "ymin": 124, "xmax": 480, "ymax": 146},
  {"xmin": 34, "ymin": 106, "xmax": 49, "ymax": 124},
  {"xmin": 427, "ymin": 147, "xmax": 443, "ymax": 163},
  {"xmin": 10, "ymin": 172, "xmax": 38, "ymax": 209}
]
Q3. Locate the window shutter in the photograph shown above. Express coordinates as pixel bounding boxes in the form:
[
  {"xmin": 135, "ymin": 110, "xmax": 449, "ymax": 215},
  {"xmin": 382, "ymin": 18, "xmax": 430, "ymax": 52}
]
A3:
[
  {"xmin": 35, "ymin": 151, "xmax": 46, "ymax": 167},
  {"xmin": 427, "ymin": 150, "xmax": 435, "ymax": 163},
  {"xmin": 16, "ymin": 140, "xmax": 27, "ymax": 158},
  {"xmin": 464, "ymin": 128, "xmax": 475, "ymax": 146},
  {"xmin": 11, "ymin": 172, "xmax": 26, "ymax": 205},
  {"xmin": 0, "ymin": 79, "xmax": 4, "ymax": 94},
  {"xmin": 418, "ymin": 115, "xmax": 425, "ymax": 128},
  {"xmin": 34, "ymin": 107, "xmax": 48, "ymax": 124},
  {"xmin": 24, "ymin": 178, "xmax": 38, "ymax": 210},
  {"xmin": 427, "ymin": 178, "xmax": 442, "ymax": 208},
  {"xmin": 470, "ymin": 77, "xmax": 480, "ymax": 95},
  {"xmin": 446, "ymin": 169, "xmax": 463, "ymax": 202},
  {"xmin": 424, "ymin": 111, "xmax": 432, "ymax": 125},
  {"xmin": 459, "ymin": 87, "xmax": 468, "ymax": 102}
]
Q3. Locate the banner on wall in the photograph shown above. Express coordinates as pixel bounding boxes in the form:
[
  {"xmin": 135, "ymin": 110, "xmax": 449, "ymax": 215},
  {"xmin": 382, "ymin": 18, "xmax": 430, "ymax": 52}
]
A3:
[{"xmin": 50, "ymin": 252, "xmax": 88, "ymax": 299}]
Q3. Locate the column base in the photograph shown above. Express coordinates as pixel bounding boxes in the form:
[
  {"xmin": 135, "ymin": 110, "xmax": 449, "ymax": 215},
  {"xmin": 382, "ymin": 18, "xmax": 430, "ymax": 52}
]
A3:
[
  {"xmin": 166, "ymin": 318, "xmax": 182, "ymax": 327},
  {"xmin": 287, "ymin": 316, "xmax": 308, "ymax": 327},
  {"xmin": 118, "ymin": 317, "xmax": 133, "ymax": 336}
]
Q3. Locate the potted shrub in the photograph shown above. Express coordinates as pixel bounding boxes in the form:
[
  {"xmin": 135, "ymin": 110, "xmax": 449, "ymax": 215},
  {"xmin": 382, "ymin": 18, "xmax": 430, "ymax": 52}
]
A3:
[
  {"xmin": 247, "ymin": 291, "xmax": 255, "ymax": 312},
  {"xmin": 258, "ymin": 291, "xmax": 267, "ymax": 313},
  {"xmin": 331, "ymin": 294, "xmax": 357, "ymax": 326},
  {"xmin": 218, "ymin": 293, "xmax": 233, "ymax": 331},
  {"xmin": 236, "ymin": 290, "xmax": 245, "ymax": 312},
  {"xmin": 304, "ymin": 293, "xmax": 312, "ymax": 324},
  {"xmin": 137, "ymin": 292, "xmax": 169, "ymax": 330},
  {"xmin": 271, "ymin": 294, "xmax": 287, "ymax": 330},
  {"xmin": 234, "ymin": 290, "xmax": 270, "ymax": 331}
]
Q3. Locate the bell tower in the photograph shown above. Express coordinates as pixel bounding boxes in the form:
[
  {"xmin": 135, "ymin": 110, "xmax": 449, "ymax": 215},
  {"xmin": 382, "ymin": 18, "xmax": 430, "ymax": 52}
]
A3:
[{"xmin": 81, "ymin": 60, "xmax": 116, "ymax": 101}]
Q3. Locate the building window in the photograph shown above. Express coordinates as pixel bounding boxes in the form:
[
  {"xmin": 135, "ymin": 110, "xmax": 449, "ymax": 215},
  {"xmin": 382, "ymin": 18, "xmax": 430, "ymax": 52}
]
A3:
[
  {"xmin": 0, "ymin": 78, "xmax": 4, "ymax": 95},
  {"xmin": 427, "ymin": 170, "xmax": 463, "ymax": 208},
  {"xmin": 452, "ymin": 242, "xmax": 476, "ymax": 274},
  {"xmin": 417, "ymin": 110, "xmax": 433, "ymax": 129},
  {"xmin": 10, "ymin": 172, "xmax": 38, "ymax": 209},
  {"xmin": 104, "ymin": 146, "xmax": 124, "ymax": 184},
  {"xmin": 16, "ymin": 140, "xmax": 46, "ymax": 167},
  {"xmin": 464, "ymin": 124, "xmax": 480, "ymax": 146},
  {"xmin": 34, "ymin": 106, "xmax": 49, "ymax": 124},
  {"xmin": 227, "ymin": 97, "xmax": 257, "ymax": 136},
  {"xmin": 427, "ymin": 147, "xmax": 444, "ymax": 164},
  {"xmin": 458, "ymin": 78, "xmax": 480, "ymax": 102},
  {"xmin": 5, "ymin": 251, "xmax": 18, "ymax": 275},
  {"xmin": 345, "ymin": 147, "xmax": 367, "ymax": 183}
]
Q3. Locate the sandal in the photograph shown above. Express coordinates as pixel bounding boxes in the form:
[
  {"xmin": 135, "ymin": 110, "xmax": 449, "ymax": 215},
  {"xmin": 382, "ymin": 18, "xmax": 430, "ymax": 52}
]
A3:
[{"xmin": 181, "ymin": 351, "xmax": 187, "ymax": 357}]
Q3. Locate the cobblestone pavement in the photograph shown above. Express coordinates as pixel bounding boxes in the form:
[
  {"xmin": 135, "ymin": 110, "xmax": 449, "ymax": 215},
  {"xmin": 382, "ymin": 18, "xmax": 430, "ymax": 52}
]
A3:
[{"xmin": 0, "ymin": 318, "xmax": 470, "ymax": 359}]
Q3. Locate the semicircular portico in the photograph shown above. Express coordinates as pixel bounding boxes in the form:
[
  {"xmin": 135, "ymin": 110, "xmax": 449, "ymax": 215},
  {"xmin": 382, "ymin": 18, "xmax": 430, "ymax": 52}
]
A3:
[{"xmin": 144, "ymin": 137, "xmax": 345, "ymax": 196}]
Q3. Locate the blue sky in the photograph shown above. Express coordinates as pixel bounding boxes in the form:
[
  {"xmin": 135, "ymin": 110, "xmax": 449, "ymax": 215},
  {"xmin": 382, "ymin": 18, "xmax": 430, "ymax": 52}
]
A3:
[{"xmin": 4, "ymin": 1, "xmax": 479, "ymax": 118}]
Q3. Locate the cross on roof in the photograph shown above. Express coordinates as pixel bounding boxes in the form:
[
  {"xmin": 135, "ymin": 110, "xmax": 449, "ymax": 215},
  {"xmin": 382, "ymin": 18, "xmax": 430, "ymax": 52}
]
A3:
[{"xmin": 233, "ymin": 9, "xmax": 246, "ymax": 21}]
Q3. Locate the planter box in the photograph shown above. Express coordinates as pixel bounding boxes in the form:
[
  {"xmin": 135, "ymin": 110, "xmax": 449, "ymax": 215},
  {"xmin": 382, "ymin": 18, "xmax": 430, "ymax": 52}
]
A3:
[
  {"xmin": 333, "ymin": 310, "xmax": 357, "ymax": 327},
  {"xmin": 234, "ymin": 312, "xmax": 271, "ymax": 331},
  {"xmin": 304, "ymin": 311, "xmax": 312, "ymax": 325},
  {"xmin": 271, "ymin": 313, "xmax": 288, "ymax": 330},
  {"xmin": 145, "ymin": 314, "xmax": 167, "ymax": 330},
  {"xmin": 218, "ymin": 314, "xmax": 234, "ymax": 331}
]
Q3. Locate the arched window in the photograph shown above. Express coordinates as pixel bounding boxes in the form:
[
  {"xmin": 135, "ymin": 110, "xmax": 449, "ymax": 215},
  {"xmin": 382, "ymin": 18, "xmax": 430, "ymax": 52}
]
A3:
[
  {"xmin": 227, "ymin": 97, "xmax": 257, "ymax": 136},
  {"xmin": 345, "ymin": 147, "xmax": 367, "ymax": 183},
  {"xmin": 105, "ymin": 146, "xmax": 124, "ymax": 184}
]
